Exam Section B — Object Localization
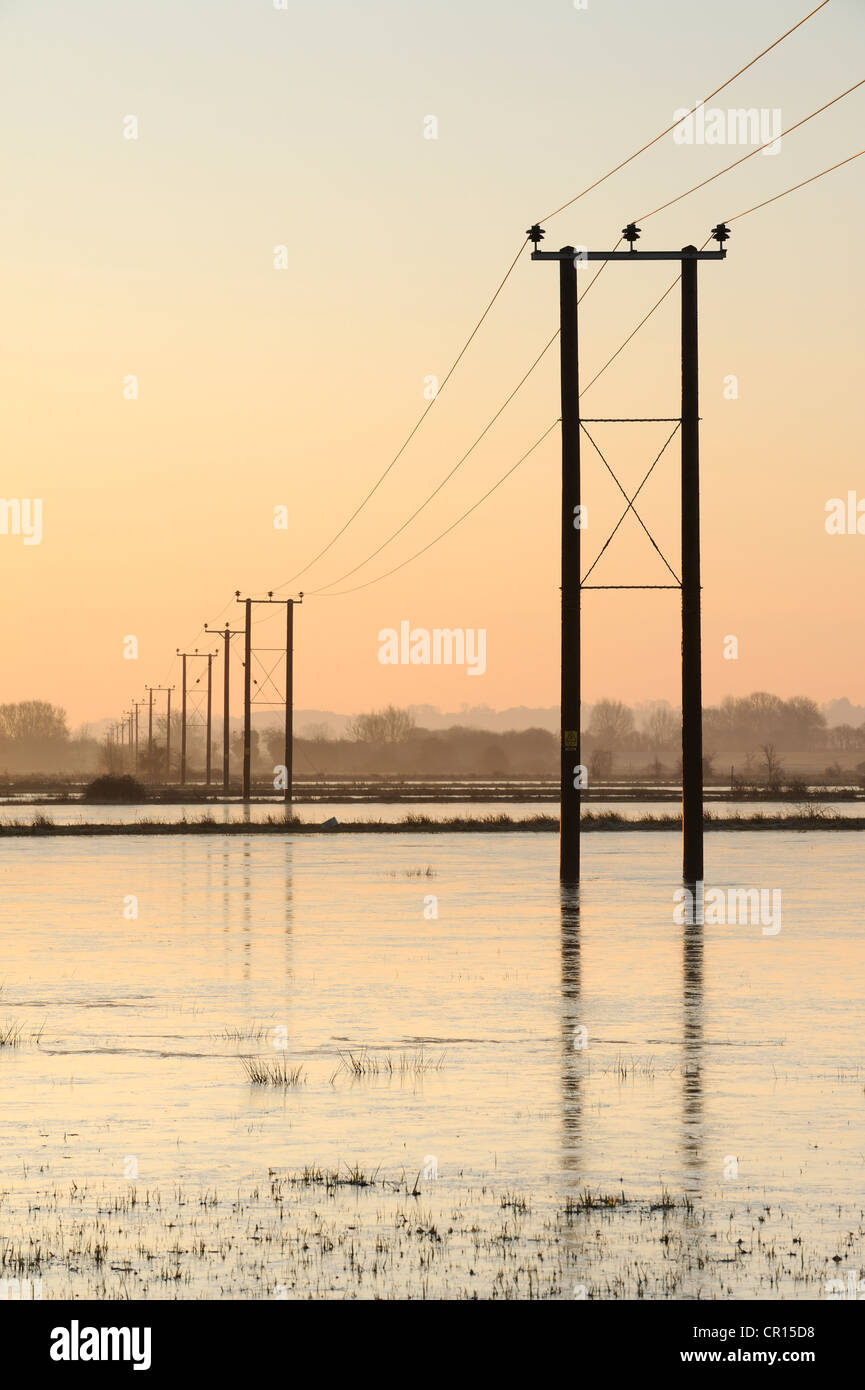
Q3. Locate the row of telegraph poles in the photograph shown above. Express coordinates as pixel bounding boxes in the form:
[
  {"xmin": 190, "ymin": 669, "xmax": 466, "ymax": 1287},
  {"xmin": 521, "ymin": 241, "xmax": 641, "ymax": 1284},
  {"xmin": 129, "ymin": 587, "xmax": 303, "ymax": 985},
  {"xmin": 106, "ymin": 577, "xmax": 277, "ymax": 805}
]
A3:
[
  {"xmin": 116, "ymin": 592, "xmax": 301, "ymax": 803},
  {"xmin": 111, "ymin": 221, "xmax": 725, "ymax": 877}
]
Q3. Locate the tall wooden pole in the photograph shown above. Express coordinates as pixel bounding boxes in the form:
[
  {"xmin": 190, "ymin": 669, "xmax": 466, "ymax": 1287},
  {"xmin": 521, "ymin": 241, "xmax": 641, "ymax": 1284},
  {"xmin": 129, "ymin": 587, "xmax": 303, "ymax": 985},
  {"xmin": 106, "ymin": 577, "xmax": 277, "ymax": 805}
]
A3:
[
  {"xmin": 165, "ymin": 688, "xmax": 172, "ymax": 783},
  {"xmin": 284, "ymin": 601, "xmax": 294, "ymax": 805},
  {"xmin": 681, "ymin": 249, "xmax": 704, "ymax": 884},
  {"xmin": 223, "ymin": 627, "xmax": 231, "ymax": 794},
  {"xmin": 206, "ymin": 653, "xmax": 213, "ymax": 787},
  {"xmin": 559, "ymin": 248, "xmax": 581, "ymax": 884},
  {"xmin": 180, "ymin": 653, "xmax": 187, "ymax": 786},
  {"xmin": 242, "ymin": 598, "xmax": 252, "ymax": 802}
]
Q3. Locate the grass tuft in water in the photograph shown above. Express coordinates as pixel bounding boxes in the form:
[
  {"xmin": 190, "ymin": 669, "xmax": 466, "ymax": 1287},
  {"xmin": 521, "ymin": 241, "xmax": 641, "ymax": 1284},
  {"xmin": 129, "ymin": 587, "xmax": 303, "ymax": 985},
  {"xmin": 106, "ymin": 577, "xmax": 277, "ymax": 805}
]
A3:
[{"xmin": 241, "ymin": 1057, "xmax": 306, "ymax": 1087}]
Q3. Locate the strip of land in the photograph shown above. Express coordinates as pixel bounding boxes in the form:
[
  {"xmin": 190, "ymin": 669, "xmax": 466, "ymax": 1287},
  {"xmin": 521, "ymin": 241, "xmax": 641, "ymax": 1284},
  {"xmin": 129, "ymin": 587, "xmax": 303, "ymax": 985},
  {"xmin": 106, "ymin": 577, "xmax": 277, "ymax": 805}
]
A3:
[{"xmin": 0, "ymin": 811, "xmax": 861, "ymax": 836}]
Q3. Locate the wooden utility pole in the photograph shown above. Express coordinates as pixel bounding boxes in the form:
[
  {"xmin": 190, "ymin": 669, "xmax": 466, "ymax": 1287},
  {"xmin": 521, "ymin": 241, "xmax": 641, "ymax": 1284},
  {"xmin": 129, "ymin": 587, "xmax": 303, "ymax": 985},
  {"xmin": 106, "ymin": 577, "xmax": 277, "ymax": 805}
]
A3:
[
  {"xmin": 205, "ymin": 621, "xmax": 245, "ymax": 795},
  {"xmin": 165, "ymin": 687, "xmax": 172, "ymax": 781},
  {"xmin": 132, "ymin": 700, "xmax": 146, "ymax": 773},
  {"xmin": 206, "ymin": 652, "xmax": 213, "ymax": 787},
  {"xmin": 530, "ymin": 223, "xmax": 728, "ymax": 884},
  {"xmin": 558, "ymin": 247, "xmax": 581, "ymax": 884},
  {"xmin": 283, "ymin": 600, "xmax": 297, "ymax": 806},
  {"xmin": 145, "ymin": 686, "xmax": 173, "ymax": 783},
  {"xmin": 242, "ymin": 596, "xmax": 252, "ymax": 801},
  {"xmin": 235, "ymin": 591, "xmax": 302, "ymax": 806},
  {"xmin": 681, "ymin": 250, "xmax": 703, "ymax": 884},
  {"xmin": 180, "ymin": 652, "xmax": 187, "ymax": 785},
  {"xmin": 176, "ymin": 650, "xmax": 217, "ymax": 788}
]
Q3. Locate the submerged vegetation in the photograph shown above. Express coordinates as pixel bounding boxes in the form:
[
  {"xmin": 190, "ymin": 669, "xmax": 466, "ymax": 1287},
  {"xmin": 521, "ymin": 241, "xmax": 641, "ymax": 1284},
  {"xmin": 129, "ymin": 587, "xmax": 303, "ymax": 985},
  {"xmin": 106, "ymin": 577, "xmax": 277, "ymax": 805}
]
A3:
[{"xmin": 1, "ymin": 1163, "xmax": 859, "ymax": 1299}]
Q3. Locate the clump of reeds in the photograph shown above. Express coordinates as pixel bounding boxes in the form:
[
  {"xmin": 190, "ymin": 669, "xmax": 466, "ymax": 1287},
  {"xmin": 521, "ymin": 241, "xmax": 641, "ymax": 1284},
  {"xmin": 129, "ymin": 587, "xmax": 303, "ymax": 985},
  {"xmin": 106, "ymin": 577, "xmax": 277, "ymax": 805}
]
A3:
[
  {"xmin": 241, "ymin": 1057, "xmax": 305, "ymax": 1087},
  {"xmin": 331, "ymin": 1046, "xmax": 446, "ymax": 1081},
  {"xmin": 286, "ymin": 1163, "xmax": 379, "ymax": 1190},
  {"xmin": 564, "ymin": 1188, "xmax": 630, "ymax": 1216},
  {"xmin": 0, "ymin": 1020, "xmax": 24, "ymax": 1047},
  {"xmin": 500, "ymin": 1191, "xmax": 530, "ymax": 1213},
  {"xmin": 215, "ymin": 1023, "xmax": 268, "ymax": 1041}
]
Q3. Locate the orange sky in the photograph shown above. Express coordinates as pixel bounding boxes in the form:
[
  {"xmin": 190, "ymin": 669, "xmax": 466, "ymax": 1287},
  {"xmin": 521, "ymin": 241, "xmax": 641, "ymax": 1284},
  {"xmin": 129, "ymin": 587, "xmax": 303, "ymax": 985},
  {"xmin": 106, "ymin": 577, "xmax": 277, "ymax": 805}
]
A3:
[{"xmin": 1, "ymin": 0, "xmax": 863, "ymax": 726}]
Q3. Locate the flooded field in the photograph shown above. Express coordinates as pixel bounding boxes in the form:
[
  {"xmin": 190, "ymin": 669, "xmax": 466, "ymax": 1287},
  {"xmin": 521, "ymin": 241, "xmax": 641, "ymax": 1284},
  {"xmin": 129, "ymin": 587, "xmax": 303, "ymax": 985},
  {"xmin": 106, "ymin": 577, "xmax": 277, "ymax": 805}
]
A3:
[{"xmin": 1, "ymin": 830, "xmax": 864, "ymax": 1299}]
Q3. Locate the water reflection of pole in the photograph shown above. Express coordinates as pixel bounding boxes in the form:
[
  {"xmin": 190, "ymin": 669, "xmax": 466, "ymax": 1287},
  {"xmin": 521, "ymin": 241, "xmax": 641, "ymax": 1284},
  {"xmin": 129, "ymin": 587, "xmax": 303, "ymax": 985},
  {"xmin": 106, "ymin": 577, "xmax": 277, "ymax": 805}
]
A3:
[
  {"xmin": 242, "ymin": 840, "xmax": 252, "ymax": 980},
  {"xmin": 681, "ymin": 911, "xmax": 705, "ymax": 1190},
  {"xmin": 560, "ymin": 883, "xmax": 583, "ymax": 1177},
  {"xmin": 282, "ymin": 839, "xmax": 295, "ymax": 1014}
]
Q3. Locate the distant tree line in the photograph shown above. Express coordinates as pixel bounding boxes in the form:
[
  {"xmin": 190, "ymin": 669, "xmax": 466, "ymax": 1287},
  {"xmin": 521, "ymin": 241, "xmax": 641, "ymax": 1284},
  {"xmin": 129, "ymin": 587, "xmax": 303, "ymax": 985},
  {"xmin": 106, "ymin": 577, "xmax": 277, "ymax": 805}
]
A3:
[
  {"xmin": 0, "ymin": 701, "xmax": 103, "ymax": 775},
  {"xmin": 586, "ymin": 692, "xmax": 857, "ymax": 754},
  {"xmin": 2, "ymin": 694, "xmax": 864, "ymax": 782}
]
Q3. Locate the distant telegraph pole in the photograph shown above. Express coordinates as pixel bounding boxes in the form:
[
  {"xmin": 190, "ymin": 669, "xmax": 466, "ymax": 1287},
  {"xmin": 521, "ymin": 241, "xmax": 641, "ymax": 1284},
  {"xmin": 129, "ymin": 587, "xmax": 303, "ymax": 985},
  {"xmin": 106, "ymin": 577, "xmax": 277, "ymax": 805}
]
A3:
[
  {"xmin": 234, "ymin": 591, "xmax": 303, "ymax": 805},
  {"xmin": 530, "ymin": 222, "xmax": 729, "ymax": 884},
  {"xmin": 145, "ymin": 686, "xmax": 174, "ymax": 783},
  {"xmin": 205, "ymin": 621, "xmax": 245, "ymax": 795},
  {"xmin": 241, "ymin": 595, "xmax": 252, "ymax": 801},
  {"xmin": 132, "ymin": 700, "xmax": 147, "ymax": 772},
  {"xmin": 176, "ymin": 650, "xmax": 218, "ymax": 787},
  {"xmin": 205, "ymin": 652, "xmax": 213, "ymax": 787}
]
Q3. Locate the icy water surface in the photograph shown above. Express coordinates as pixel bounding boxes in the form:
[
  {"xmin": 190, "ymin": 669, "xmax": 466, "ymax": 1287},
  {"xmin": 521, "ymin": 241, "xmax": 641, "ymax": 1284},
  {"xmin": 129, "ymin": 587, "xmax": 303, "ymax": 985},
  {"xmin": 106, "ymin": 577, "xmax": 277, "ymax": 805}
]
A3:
[{"xmin": 1, "ymin": 830, "xmax": 864, "ymax": 1299}]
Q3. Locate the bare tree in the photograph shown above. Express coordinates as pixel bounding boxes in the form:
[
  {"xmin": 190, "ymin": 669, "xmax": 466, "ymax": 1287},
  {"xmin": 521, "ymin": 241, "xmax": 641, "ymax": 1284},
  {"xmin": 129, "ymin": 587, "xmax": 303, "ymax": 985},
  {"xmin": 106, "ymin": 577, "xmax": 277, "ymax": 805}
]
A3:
[
  {"xmin": 588, "ymin": 699, "xmax": 634, "ymax": 748},
  {"xmin": 760, "ymin": 743, "xmax": 784, "ymax": 791},
  {"xmin": 644, "ymin": 704, "xmax": 678, "ymax": 751},
  {"xmin": 0, "ymin": 701, "xmax": 69, "ymax": 741},
  {"xmin": 347, "ymin": 705, "xmax": 415, "ymax": 744}
]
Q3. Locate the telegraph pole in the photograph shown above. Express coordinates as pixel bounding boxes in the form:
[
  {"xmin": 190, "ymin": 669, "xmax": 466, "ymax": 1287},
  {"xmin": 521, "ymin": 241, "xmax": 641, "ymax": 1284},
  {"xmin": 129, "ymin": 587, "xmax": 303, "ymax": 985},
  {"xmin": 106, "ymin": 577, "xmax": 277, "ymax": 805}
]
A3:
[
  {"xmin": 681, "ymin": 250, "xmax": 703, "ymax": 884},
  {"xmin": 530, "ymin": 222, "xmax": 728, "ymax": 884},
  {"xmin": 177, "ymin": 647, "xmax": 219, "ymax": 789},
  {"xmin": 235, "ymin": 591, "xmax": 303, "ymax": 805},
  {"xmin": 284, "ymin": 601, "xmax": 294, "ymax": 805},
  {"xmin": 559, "ymin": 246, "xmax": 581, "ymax": 883},
  {"xmin": 240, "ymin": 595, "xmax": 252, "ymax": 801},
  {"xmin": 179, "ymin": 652, "xmax": 187, "ymax": 785},
  {"xmin": 165, "ymin": 687, "xmax": 172, "ymax": 781},
  {"xmin": 132, "ymin": 700, "xmax": 146, "ymax": 772},
  {"xmin": 206, "ymin": 652, "xmax": 213, "ymax": 787},
  {"xmin": 145, "ymin": 686, "xmax": 174, "ymax": 784},
  {"xmin": 205, "ymin": 621, "xmax": 244, "ymax": 796}
]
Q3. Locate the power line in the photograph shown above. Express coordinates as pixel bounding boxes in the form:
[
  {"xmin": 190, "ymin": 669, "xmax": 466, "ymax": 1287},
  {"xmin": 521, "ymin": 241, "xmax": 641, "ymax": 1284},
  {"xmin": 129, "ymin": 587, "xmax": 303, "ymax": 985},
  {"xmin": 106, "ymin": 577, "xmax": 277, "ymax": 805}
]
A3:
[
  {"xmin": 309, "ymin": 260, "xmax": 615, "ymax": 593},
  {"xmin": 723, "ymin": 146, "xmax": 864, "ymax": 222},
  {"xmin": 273, "ymin": 2, "xmax": 832, "ymax": 591},
  {"xmin": 315, "ymin": 420, "xmax": 561, "ymax": 597},
  {"xmin": 536, "ymin": 0, "xmax": 833, "ymax": 223},
  {"xmin": 586, "ymin": 81, "xmax": 865, "ymax": 395},
  {"xmin": 635, "ymin": 78, "xmax": 865, "ymax": 224},
  {"xmin": 586, "ymin": 145, "xmax": 865, "ymax": 394},
  {"xmin": 308, "ymin": 329, "xmax": 559, "ymax": 593},
  {"xmin": 310, "ymin": 145, "xmax": 862, "ymax": 600},
  {"xmin": 274, "ymin": 238, "xmax": 529, "ymax": 591},
  {"xmin": 143, "ymin": 6, "xmax": 844, "ymax": 677}
]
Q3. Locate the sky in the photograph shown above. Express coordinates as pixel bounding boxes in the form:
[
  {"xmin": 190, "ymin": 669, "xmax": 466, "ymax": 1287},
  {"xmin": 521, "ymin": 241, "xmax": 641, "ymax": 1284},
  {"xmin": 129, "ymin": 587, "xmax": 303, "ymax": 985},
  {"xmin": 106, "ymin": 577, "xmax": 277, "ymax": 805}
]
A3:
[{"xmin": 1, "ymin": 0, "xmax": 863, "ymax": 727}]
